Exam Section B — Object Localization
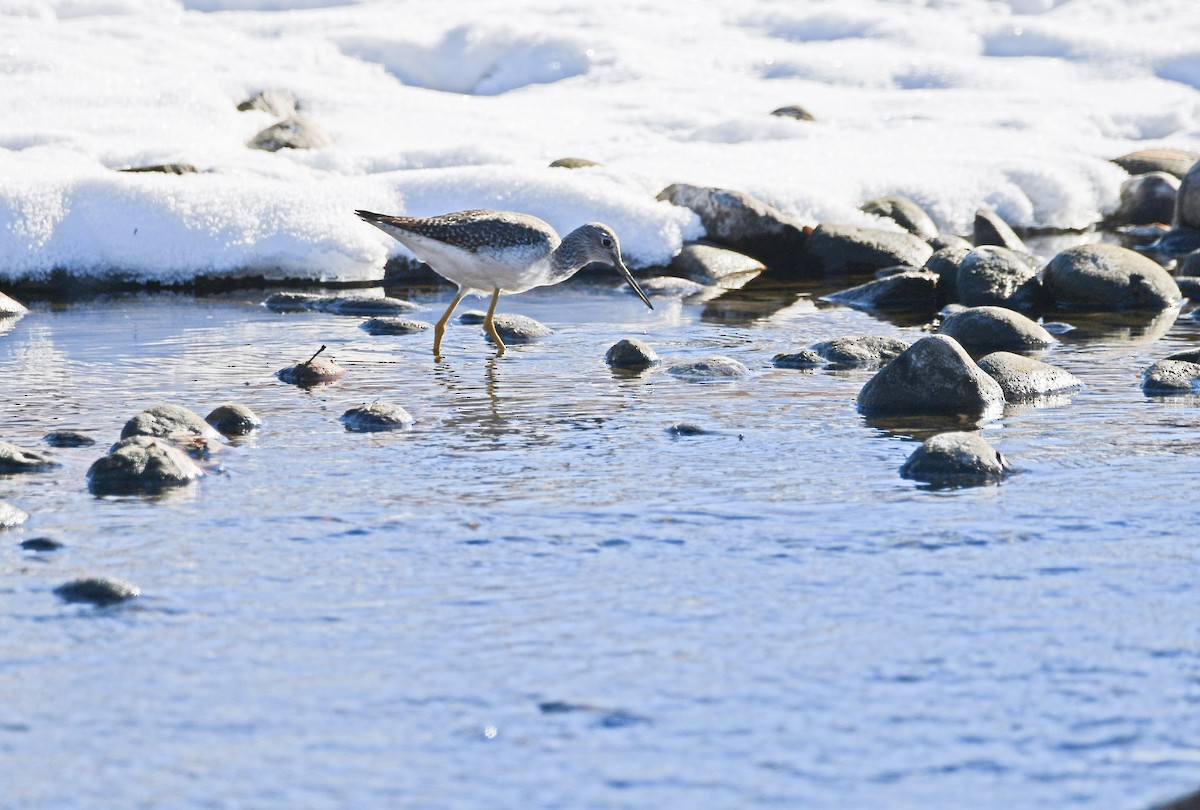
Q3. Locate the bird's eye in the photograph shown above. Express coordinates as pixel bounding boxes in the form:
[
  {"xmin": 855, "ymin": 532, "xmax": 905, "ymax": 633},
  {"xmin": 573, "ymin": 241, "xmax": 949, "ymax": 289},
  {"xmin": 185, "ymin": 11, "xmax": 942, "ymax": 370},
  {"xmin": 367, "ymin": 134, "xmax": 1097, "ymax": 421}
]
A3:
[{"xmin": 601, "ymin": 237, "xmax": 613, "ymax": 248}]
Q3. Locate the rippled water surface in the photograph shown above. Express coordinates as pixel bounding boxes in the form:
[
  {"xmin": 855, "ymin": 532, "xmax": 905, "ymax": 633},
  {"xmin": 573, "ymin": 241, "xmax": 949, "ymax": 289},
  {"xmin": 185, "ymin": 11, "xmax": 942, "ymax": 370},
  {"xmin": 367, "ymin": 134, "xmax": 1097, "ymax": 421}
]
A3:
[{"xmin": 2, "ymin": 273, "xmax": 1199, "ymax": 809}]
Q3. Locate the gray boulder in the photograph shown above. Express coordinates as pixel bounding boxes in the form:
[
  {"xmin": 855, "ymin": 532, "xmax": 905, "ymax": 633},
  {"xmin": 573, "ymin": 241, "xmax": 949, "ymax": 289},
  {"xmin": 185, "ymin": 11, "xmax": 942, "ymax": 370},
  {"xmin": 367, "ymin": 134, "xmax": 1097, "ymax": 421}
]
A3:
[
  {"xmin": 924, "ymin": 246, "xmax": 970, "ymax": 301},
  {"xmin": 856, "ymin": 335, "xmax": 1005, "ymax": 416},
  {"xmin": 205, "ymin": 404, "xmax": 261, "ymax": 436},
  {"xmin": 54, "ymin": 577, "xmax": 139, "ymax": 607},
  {"xmin": 803, "ymin": 223, "xmax": 933, "ymax": 275},
  {"xmin": 361, "ymin": 317, "xmax": 432, "ymax": 335},
  {"xmin": 666, "ymin": 356, "xmax": 750, "ymax": 381},
  {"xmin": 1142, "ymin": 360, "xmax": 1200, "ymax": 395},
  {"xmin": 976, "ymin": 352, "xmax": 1082, "ymax": 401},
  {"xmin": 973, "ymin": 209, "xmax": 1029, "ymax": 253},
  {"xmin": 1175, "ymin": 158, "xmax": 1200, "ymax": 231},
  {"xmin": 0, "ymin": 500, "xmax": 29, "ymax": 529},
  {"xmin": 121, "ymin": 404, "xmax": 218, "ymax": 441},
  {"xmin": 807, "ymin": 335, "xmax": 911, "ymax": 368},
  {"xmin": 247, "ymin": 115, "xmax": 332, "ymax": 151},
  {"xmin": 1108, "ymin": 172, "xmax": 1179, "ymax": 226},
  {"xmin": 1112, "ymin": 148, "xmax": 1198, "ymax": 180},
  {"xmin": 605, "ymin": 338, "xmax": 660, "ymax": 369},
  {"xmin": 1, "ymin": 290, "xmax": 29, "ymax": 316},
  {"xmin": 340, "ymin": 402, "xmax": 413, "ymax": 432},
  {"xmin": 656, "ymin": 184, "xmax": 808, "ymax": 272},
  {"xmin": 823, "ymin": 271, "xmax": 939, "ymax": 311},
  {"xmin": 936, "ymin": 306, "xmax": 1056, "ymax": 352},
  {"xmin": 956, "ymin": 246, "xmax": 1041, "ymax": 310},
  {"xmin": 1043, "ymin": 243, "xmax": 1180, "ymax": 310},
  {"xmin": 772, "ymin": 349, "xmax": 823, "ymax": 369},
  {"xmin": 669, "ymin": 242, "xmax": 765, "ymax": 284},
  {"xmin": 87, "ymin": 436, "xmax": 205, "ymax": 496},
  {"xmin": 900, "ymin": 431, "xmax": 1011, "ymax": 485},
  {"xmin": 860, "ymin": 195, "xmax": 939, "ymax": 241},
  {"xmin": 0, "ymin": 440, "xmax": 59, "ymax": 473},
  {"xmin": 929, "ymin": 234, "xmax": 973, "ymax": 251}
]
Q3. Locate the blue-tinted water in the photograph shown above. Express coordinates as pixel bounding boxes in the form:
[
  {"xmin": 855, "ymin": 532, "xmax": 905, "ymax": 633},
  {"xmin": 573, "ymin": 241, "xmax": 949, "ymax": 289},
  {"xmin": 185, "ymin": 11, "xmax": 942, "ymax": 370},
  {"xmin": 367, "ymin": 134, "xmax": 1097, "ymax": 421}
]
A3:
[{"xmin": 1, "ymin": 275, "xmax": 1198, "ymax": 809}]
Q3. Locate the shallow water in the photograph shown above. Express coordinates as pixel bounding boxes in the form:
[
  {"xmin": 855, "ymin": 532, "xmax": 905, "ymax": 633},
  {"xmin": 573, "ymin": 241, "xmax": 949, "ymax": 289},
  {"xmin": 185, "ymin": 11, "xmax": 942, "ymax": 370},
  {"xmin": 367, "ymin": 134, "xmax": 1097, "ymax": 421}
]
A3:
[{"xmin": 2, "ymin": 273, "xmax": 1199, "ymax": 809}]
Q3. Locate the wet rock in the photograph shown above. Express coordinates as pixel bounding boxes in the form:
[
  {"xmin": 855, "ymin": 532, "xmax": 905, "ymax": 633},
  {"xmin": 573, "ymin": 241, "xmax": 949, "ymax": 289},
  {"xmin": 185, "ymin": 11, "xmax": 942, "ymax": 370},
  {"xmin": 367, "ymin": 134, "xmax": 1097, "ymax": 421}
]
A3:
[
  {"xmin": 605, "ymin": 338, "xmax": 660, "ymax": 369},
  {"xmin": 900, "ymin": 431, "xmax": 1011, "ymax": 485},
  {"xmin": 772, "ymin": 350, "xmax": 823, "ymax": 369},
  {"xmin": 936, "ymin": 306, "xmax": 1056, "ymax": 352},
  {"xmin": 1175, "ymin": 158, "xmax": 1200, "ymax": 231},
  {"xmin": 956, "ymin": 246, "xmax": 1041, "ymax": 310},
  {"xmin": 458, "ymin": 310, "xmax": 486, "ymax": 325},
  {"xmin": 666, "ymin": 423, "xmax": 713, "ymax": 436},
  {"xmin": 0, "ymin": 290, "xmax": 28, "ymax": 316},
  {"xmin": 549, "ymin": 157, "xmax": 600, "ymax": 168},
  {"xmin": 0, "ymin": 440, "xmax": 60, "ymax": 473},
  {"xmin": 485, "ymin": 314, "xmax": 552, "ymax": 344},
  {"xmin": 1043, "ymin": 243, "xmax": 1180, "ymax": 311},
  {"xmin": 860, "ymin": 195, "xmax": 938, "ymax": 241},
  {"xmin": 929, "ymin": 234, "xmax": 974, "ymax": 252},
  {"xmin": 236, "ymin": 88, "xmax": 298, "ymax": 117},
  {"xmin": 361, "ymin": 317, "xmax": 432, "ymax": 335},
  {"xmin": 976, "ymin": 352, "xmax": 1082, "ymax": 401},
  {"xmin": 666, "ymin": 356, "xmax": 750, "ymax": 381},
  {"xmin": 803, "ymin": 223, "xmax": 933, "ymax": 275},
  {"xmin": 924, "ymin": 246, "xmax": 970, "ymax": 302},
  {"xmin": 121, "ymin": 404, "xmax": 218, "ymax": 441},
  {"xmin": 1112, "ymin": 148, "xmax": 1198, "ymax": 180},
  {"xmin": 43, "ymin": 430, "xmax": 96, "ymax": 448},
  {"xmin": 1142, "ymin": 359, "xmax": 1200, "ymax": 395},
  {"xmin": 262, "ymin": 292, "xmax": 325, "ymax": 312},
  {"xmin": 88, "ymin": 436, "xmax": 204, "ymax": 495},
  {"xmin": 1164, "ymin": 348, "xmax": 1200, "ymax": 363},
  {"xmin": 634, "ymin": 276, "xmax": 708, "ymax": 298},
  {"xmin": 770, "ymin": 104, "xmax": 816, "ymax": 121},
  {"xmin": 1108, "ymin": 172, "xmax": 1179, "ymax": 226},
  {"xmin": 20, "ymin": 537, "xmax": 63, "ymax": 551},
  {"xmin": 0, "ymin": 500, "xmax": 29, "ymax": 529},
  {"xmin": 856, "ymin": 335, "xmax": 1005, "ymax": 416},
  {"xmin": 247, "ymin": 115, "xmax": 332, "ymax": 151},
  {"xmin": 276, "ymin": 352, "xmax": 345, "ymax": 385},
  {"xmin": 54, "ymin": 577, "xmax": 139, "ymax": 607},
  {"xmin": 1146, "ymin": 227, "xmax": 1200, "ymax": 259},
  {"xmin": 119, "ymin": 163, "xmax": 199, "ymax": 175},
  {"xmin": 973, "ymin": 209, "xmax": 1029, "ymax": 253},
  {"xmin": 1178, "ymin": 250, "xmax": 1200, "ymax": 277},
  {"xmin": 316, "ymin": 296, "xmax": 419, "ymax": 316},
  {"xmin": 340, "ymin": 402, "xmax": 413, "ymax": 432},
  {"xmin": 205, "ymin": 404, "xmax": 261, "ymax": 436},
  {"xmin": 808, "ymin": 335, "xmax": 910, "ymax": 368},
  {"xmin": 669, "ymin": 242, "xmax": 765, "ymax": 284},
  {"xmin": 823, "ymin": 271, "xmax": 939, "ymax": 311},
  {"xmin": 656, "ymin": 184, "xmax": 808, "ymax": 272}
]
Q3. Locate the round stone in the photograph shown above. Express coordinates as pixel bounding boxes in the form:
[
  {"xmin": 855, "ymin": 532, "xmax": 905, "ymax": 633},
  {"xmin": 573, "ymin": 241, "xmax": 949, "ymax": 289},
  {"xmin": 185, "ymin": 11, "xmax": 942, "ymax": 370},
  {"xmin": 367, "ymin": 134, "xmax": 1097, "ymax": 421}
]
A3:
[
  {"xmin": 54, "ymin": 577, "xmax": 139, "ymax": 607},
  {"xmin": 666, "ymin": 356, "xmax": 750, "ymax": 381},
  {"xmin": 605, "ymin": 338, "xmax": 659, "ymax": 369},
  {"xmin": 340, "ymin": 402, "xmax": 413, "ymax": 432},
  {"xmin": 205, "ymin": 404, "xmax": 262, "ymax": 436},
  {"xmin": 900, "ymin": 431, "xmax": 1011, "ymax": 485},
  {"xmin": 43, "ymin": 430, "xmax": 96, "ymax": 448}
]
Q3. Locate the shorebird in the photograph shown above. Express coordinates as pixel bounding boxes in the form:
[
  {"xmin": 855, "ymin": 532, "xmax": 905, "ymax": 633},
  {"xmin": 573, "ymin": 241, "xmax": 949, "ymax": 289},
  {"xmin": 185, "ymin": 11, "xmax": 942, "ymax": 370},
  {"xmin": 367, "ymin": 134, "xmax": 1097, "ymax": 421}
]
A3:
[{"xmin": 355, "ymin": 209, "xmax": 653, "ymax": 357}]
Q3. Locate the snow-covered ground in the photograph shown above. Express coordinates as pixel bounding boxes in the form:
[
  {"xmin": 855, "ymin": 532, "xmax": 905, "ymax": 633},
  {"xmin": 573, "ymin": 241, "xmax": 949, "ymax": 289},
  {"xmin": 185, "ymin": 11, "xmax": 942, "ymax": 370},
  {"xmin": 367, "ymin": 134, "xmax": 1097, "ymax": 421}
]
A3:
[{"xmin": 1, "ymin": 0, "xmax": 1197, "ymax": 283}]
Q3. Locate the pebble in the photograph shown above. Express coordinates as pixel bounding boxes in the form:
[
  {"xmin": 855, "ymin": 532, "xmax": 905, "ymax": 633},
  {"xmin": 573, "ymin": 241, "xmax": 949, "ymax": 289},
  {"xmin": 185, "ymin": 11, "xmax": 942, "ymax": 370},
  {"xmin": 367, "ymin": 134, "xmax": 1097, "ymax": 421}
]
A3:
[
  {"xmin": 340, "ymin": 402, "xmax": 413, "ymax": 432},
  {"xmin": 1042, "ymin": 243, "xmax": 1180, "ymax": 310},
  {"xmin": 803, "ymin": 223, "xmax": 933, "ymax": 275},
  {"xmin": 43, "ymin": 430, "xmax": 96, "ymax": 448},
  {"xmin": 54, "ymin": 577, "xmax": 140, "ymax": 607},
  {"xmin": 0, "ymin": 440, "xmax": 60, "ymax": 473},
  {"xmin": 247, "ymin": 115, "xmax": 332, "ymax": 151},
  {"xmin": 856, "ymin": 335, "xmax": 1005, "ymax": 417},
  {"xmin": 484, "ymin": 314, "xmax": 552, "ymax": 344},
  {"xmin": 0, "ymin": 500, "xmax": 30, "ymax": 529},
  {"xmin": 955, "ymin": 246, "xmax": 1042, "ymax": 310},
  {"xmin": 823, "ymin": 270, "xmax": 939, "ymax": 311},
  {"xmin": 361, "ymin": 317, "xmax": 433, "ymax": 335},
  {"xmin": 205, "ymin": 404, "xmax": 261, "ymax": 436},
  {"xmin": 973, "ymin": 208, "xmax": 1029, "ymax": 253},
  {"xmin": 976, "ymin": 352, "xmax": 1082, "ymax": 401},
  {"xmin": 605, "ymin": 338, "xmax": 660, "ymax": 369},
  {"xmin": 936, "ymin": 306, "xmax": 1056, "ymax": 352},
  {"xmin": 1141, "ymin": 360, "xmax": 1200, "ymax": 395},
  {"xmin": 859, "ymin": 195, "xmax": 939, "ymax": 241},
  {"xmin": 87, "ymin": 436, "xmax": 206, "ymax": 496},
  {"xmin": 121, "ymin": 404, "xmax": 219, "ymax": 440},
  {"xmin": 666, "ymin": 356, "xmax": 750, "ymax": 381},
  {"xmin": 0, "ymin": 290, "xmax": 28, "ymax": 316},
  {"xmin": 669, "ymin": 242, "xmax": 765, "ymax": 284},
  {"xmin": 900, "ymin": 431, "xmax": 1011, "ymax": 486},
  {"xmin": 20, "ymin": 537, "xmax": 63, "ymax": 552}
]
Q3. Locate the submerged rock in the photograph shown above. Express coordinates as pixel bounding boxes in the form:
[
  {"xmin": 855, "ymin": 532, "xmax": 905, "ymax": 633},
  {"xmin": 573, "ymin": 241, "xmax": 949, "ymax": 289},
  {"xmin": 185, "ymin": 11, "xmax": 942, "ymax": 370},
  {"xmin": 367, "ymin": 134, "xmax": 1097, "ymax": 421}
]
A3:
[
  {"xmin": 277, "ymin": 348, "xmax": 345, "ymax": 385},
  {"xmin": 43, "ymin": 430, "xmax": 96, "ymax": 448},
  {"xmin": 20, "ymin": 537, "xmax": 63, "ymax": 552},
  {"xmin": 1043, "ymin": 243, "xmax": 1180, "ymax": 310},
  {"xmin": 340, "ymin": 402, "xmax": 413, "ymax": 432},
  {"xmin": 0, "ymin": 440, "xmax": 60, "ymax": 473},
  {"xmin": 262, "ymin": 292, "xmax": 325, "ymax": 312},
  {"xmin": 772, "ymin": 350, "xmax": 823, "ymax": 369},
  {"xmin": 485, "ymin": 314, "xmax": 552, "ymax": 344},
  {"xmin": 803, "ymin": 223, "xmax": 933, "ymax": 275},
  {"xmin": 666, "ymin": 356, "xmax": 750, "ymax": 381},
  {"xmin": 973, "ymin": 209, "xmax": 1029, "ymax": 253},
  {"xmin": 824, "ymin": 271, "xmax": 939, "ymax": 311},
  {"xmin": 1112, "ymin": 148, "xmax": 1198, "ymax": 180},
  {"xmin": 856, "ymin": 335, "xmax": 1005, "ymax": 417},
  {"xmin": 976, "ymin": 352, "xmax": 1082, "ymax": 401},
  {"xmin": 936, "ymin": 306, "xmax": 1056, "ymax": 352},
  {"xmin": 316, "ymin": 296, "xmax": 419, "ymax": 316},
  {"xmin": 87, "ymin": 436, "xmax": 205, "ymax": 495},
  {"xmin": 956, "ymin": 246, "xmax": 1041, "ymax": 310},
  {"xmin": 247, "ymin": 115, "xmax": 332, "ymax": 151},
  {"xmin": 605, "ymin": 338, "xmax": 660, "ymax": 369},
  {"xmin": 805, "ymin": 335, "xmax": 910, "ymax": 368},
  {"xmin": 0, "ymin": 500, "xmax": 29, "ymax": 529},
  {"xmin": 1141, "ymin": 360, "xmax": 1200, "ymax": 395},
  {"xmin": 860, "ymin": 195, "xmax": 938, "ymax": 241},
  {"xmin": 54, "ymin": 577, "xmax": 139, "ymax": 607},
  {"xmin": 666, "ymin": 423, "xmax": 713, "ymax": 436},
  {"xmin": 361, "ymin": 317, "xmax": 433, "ymax": 335},
  {"xmin": 900, "ymin": 432, "xmax": 1011, "ymax": 486},
  {"xmin": 656, "ymin": 184, "xmax": 808, "ymax": 272},
  {"xmin": 121, "ymin": 404, "xmax": 218, "ymax": 441},
  {"xmin": 669, "ymin": 242, "xmax": 765, "ymax": 284},
  {"xmin": 0, "ymin": 290, "xmax": 28, "ymax": 316},
  {"xmin": 205, "ymin": 404, "xmax": 261, "ymax": 436}
]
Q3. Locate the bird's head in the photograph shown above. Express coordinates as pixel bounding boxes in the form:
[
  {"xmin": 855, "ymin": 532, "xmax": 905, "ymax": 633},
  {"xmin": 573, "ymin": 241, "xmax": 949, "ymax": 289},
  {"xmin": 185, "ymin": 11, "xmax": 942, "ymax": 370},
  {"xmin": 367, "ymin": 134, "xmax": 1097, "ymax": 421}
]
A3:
[{"xmin": 573, "ymin": 223, "xmax": 653, "ymax": 310}]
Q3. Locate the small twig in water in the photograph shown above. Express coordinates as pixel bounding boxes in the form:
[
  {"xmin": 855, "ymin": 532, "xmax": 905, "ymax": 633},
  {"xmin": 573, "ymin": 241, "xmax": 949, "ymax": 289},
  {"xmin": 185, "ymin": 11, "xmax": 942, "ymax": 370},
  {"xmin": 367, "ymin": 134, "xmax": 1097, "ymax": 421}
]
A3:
[{"xmin": 305, "ymin": 345, "xmax": 327, "ymax": 365}]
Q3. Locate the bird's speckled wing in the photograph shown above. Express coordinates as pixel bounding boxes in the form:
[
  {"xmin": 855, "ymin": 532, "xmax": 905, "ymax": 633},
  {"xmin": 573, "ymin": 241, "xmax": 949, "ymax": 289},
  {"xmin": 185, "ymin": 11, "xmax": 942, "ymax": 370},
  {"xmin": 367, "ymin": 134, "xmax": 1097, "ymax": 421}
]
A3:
[{"xmin": 356, "ymin": 209, "xmax": 559, "ymax": 256}]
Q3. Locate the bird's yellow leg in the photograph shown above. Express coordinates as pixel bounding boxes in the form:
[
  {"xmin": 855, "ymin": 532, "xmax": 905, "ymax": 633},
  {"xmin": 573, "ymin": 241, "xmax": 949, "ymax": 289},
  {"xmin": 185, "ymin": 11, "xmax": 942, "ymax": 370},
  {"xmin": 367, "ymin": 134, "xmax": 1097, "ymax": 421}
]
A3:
[
  {"xmin": 483, "ymin": 287, "xmax": 506, "ymax": 357},
  {"xmin": 433, "ymin": 288, "xmax": 467, "ymax": 358}
]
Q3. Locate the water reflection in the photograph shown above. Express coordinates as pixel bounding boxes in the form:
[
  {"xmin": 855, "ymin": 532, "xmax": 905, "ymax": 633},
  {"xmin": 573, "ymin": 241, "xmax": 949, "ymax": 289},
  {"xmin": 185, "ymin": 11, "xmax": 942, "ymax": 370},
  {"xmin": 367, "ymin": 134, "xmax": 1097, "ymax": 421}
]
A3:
[{"xmin": 1054, "ymin": 306, "xmax": 1180, "ymax": 347}]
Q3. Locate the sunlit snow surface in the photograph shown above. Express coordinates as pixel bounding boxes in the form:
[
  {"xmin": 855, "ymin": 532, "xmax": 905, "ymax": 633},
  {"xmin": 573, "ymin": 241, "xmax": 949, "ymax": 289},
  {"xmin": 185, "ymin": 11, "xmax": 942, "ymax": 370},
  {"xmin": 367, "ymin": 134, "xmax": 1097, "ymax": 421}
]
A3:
[{"xmin": 0, "ymin": 0, "xmax": 1198, "ymax": 282}]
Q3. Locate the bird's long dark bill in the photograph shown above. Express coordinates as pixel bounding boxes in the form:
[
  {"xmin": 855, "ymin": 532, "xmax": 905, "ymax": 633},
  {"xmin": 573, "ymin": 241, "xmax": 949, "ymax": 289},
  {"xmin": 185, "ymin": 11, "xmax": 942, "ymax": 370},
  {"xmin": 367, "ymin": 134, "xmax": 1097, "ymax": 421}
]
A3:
[{"xmin": 617, "ymin": 260, "xmax": 654, "ymax": 310}]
